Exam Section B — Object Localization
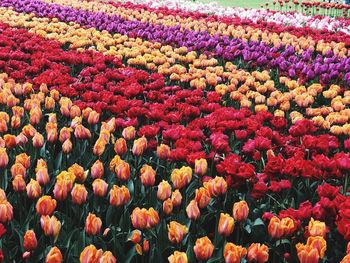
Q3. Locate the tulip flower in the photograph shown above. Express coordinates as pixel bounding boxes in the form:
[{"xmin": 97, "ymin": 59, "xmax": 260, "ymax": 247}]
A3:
[
  {"xmin": 163, "ymin": 198, "xmax": 173, "ymax": 215},
  {"xmin": 12, "ymin": 175, "xmax": 26, "ymax": 192},
  {"xmin": 195, "ymin": 187, "xmax": 211, "ymax": 208},
  {"xmin": 109, "ymin": 185, "xmax": 130, "ymax": 207},
  {"xmin": 193, "ymin": 236, "xmax": 214, "ymax": 261},
  {"xmin": 218, "ymin": 213, "xmax": 235, "ymax": 237},
  {"xmin": 46, "ymin": 247, "xmax": 63, "ymax": 263},
  {"xmin": 114, "ymin": 138, "xmax": 127, "ymax": 155},
  {"xmin": 36, "ymin": 196, "xmax": 57, "ymax": 216},
  {"xmin": 40, "ymin": 215, "xmax": 61, "ymax": 238},
  {"xmin": 232, "ymin": 201, "xmax": 249, "ymax": 222},
  {"xmin": 308, "ymin": 218, "xmax": 326, "ymax": 237},
  {"xmin": 122, "ymin": 126, "xmax": 136, "ymax": 140},
  {"xmin": 171, "ymin": 166, "xmax": 192, "ymax": 189},
  {"xmin": 115, "ymin": 161, "xmax": 130, "ymax": 181},
  {"xmin": 224, "ymin": 243, "xmax": 247, "ymax": 263},
  {"xmin": 0, "ymin": 148, "xmax": 9, "ymax": 168},
  {"xmin": 168, "ymin": 221, "xmax": 188, "ymax": 244},
  {"xmin": 68, "ymin": 164, "xmax": 87, "ymax": 183},
  {"xmin": 157, "ymin": 180, "xmax": 172, "ymax": 201},
  {"xmin": 168, "ymin": 251, "xmax": 188, "ymax": 263},
  {"xmin": 71, "ymin": 184, "xmax": 88, "ymax": 205},
  {"xmin": 85, "ymin": 213, "xmax": 102, "ymax": 236},
  {"xmin": 23, "ymin": 230, "xmax": 37, "ymax": 251},
  {"xmin": 92, "ymin": 179, "xmax": 108, "ymax": 197},
  {"xmin": 186, "ymin": 200, "xmax": 200, "ymax": 220},
  {"xmin": 140, "ymin": 165, "xmax": 156, "ymax": 187},
  {"xmin": 129, "ymin": 230, "xmax": 141, "ymax": 244},
  {"xmin": 26, "ymin": 179, "xmax": 41, "ymax": 199},
  {"xmin": 194, "ymin": 158, "xmax": 208, "ymax": 176},
  {"xmin": 91, "ymin": 160, "xmax": 104, "ymax": 179},
  {"xmin": 157, "ymin": 144, "xmax": 171, "ymax": 159},
  {"xmin": 203, "ymin": 176, "xmax": 227, "ymax": 197},
  {"xmin": 80, "ymin": 245, "xmax": 103, "ymax": 263},
  {"xmin": 99, "ymin": 251, "xmax": 116, "ymax": 263},
  {"xmin": 247, "ymin": 243, "xmax": 269, "ymax": 263},
  {"xmin": 171, "ymin": 190, "xmax": 182, "ymax": 207},
  {"xmin": 132, "ymin": 136, "xmax": 147, "ymax": 156}
]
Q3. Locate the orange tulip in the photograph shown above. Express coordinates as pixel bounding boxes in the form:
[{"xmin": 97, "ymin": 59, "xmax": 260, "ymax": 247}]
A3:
[
  {"xmin": 143, "ymin": 239, "xmax": 150, "ymax": 253},
  {"xmin": 82, "ymin": 108, "xmax": 93, "ymax": 120},
  {"xmin": 296, "ymin": 243, "xmax": 319, "ymax": 263},
  {"xmin": 45, "ymin": 96, "xmax": 55, "ymax": 110},
  {"xmin": 23, "ymin": 230, "xmax": 37, "ymax": 251},
  {"xmin": 53, "ymin": 178, "xmax": 71, "ymax": 201},
  {"xmin": 46, "ymin": 247, "xmax": 63, "ymax": 263},
  {"xmin": 0, "ymin": 148, "xmax": 9, "ymax": 168},
  {"xmin": 193, "ymin": 236, "xmax": 214, "ymax": 261},
  {"xmin": 308, "ymin": 218, "xmax": 326, "ymax": 237},
  {"xmin": 247, "ymin": 243, "xmax": 269, "ymax": 263},
  {"xmin": 69, "ymin": 105, "xmax": 81, "ymax": 119},
  {"xmin": 62, "ymin": 139, "xmax": 73, "ymax": 154},
  {"xmin": 92, "ymin": 179, "xmax": 108, "ymax": 197},
  {"xmin": 46, "ymin": 123, "xmax": 58, "ymax": 143},
  {"xmin": 12, "ymin": 175, "xmax": 26, "ymax": 192},
  {"xmin": 114, "ymin": 138, "xmax": 128, "ymax": 156},
  {"xmin": 91, "ymin": 160, "xmax": 104, "ymax": 179},
  {"xmin": 281, "ymin": 217, "xmax": 296, "ymax": 236},
  {"xmin": 36, "ymin": 159, "xmax": 49, "ymax": 185},
  {"xmin": 131, "ymin": 208, "xmax": 148, "ymax": 230},
  {"xmin": 168, "ymin": 251, "xmax": 188, "ymax": 263},
  {"xmin": 115, "ymin": 161, "xmax": 130, "ymax": 181},
  {"xmin": 195, "ymin": 187, "xmax": 211, "ymax": 208},
  {"xmin": 80, "ymin": 245, "xmax": 103, "ymax": 263},
  {"xmin": 87, "ymin": 111, "xmax": 100, "ymax": 125},
  {"xmin": 59, "ymin": 127, "xmax": 72, "ymax": 143},
  {"xmin": 132, "ymin": 136, "xmax": 147, "ymax": 156},
  {"xmin": 15, "ymin": 153, "xmax": 30, "ymax": 169},
  {"xmin": 0, "ymin": 200, "xmax": 13, "ymax": 223},
  {"xmin": 146, "ymin": 208, "xmax": 160, "ymax": 228},
  {"xmin": 0, "ymin": 119, "xmax": 7, "ymax": 133},
  {"xmin": 68, "ymin": 164, "xmax": 87, "ymax": 183},
  {"xmin": 71, "ymin": 184, "xmax": 88, "ymax": 205},
  {"xmin": 122, "ymin": 126, "xmax": 136, "ymax": 140},
  {"xmin": 171, "ymin": 190, "xmax": 182, "ymax": 207},
  {"xmin": 93, "ymin": 138, "xmax": 107, "ymax": 156},
  {"xmin": 85, "ymin": 213, "xmax": 102, "ymax": 236},
  {"xmin": 26, "ymin": 179, "xmax": 41, "ymax": 199},
  {"xmin": 11, "ymin": 115, "xmax": 21, "ymax": 129},
  {"xmin": 99, "ymin": 251, "xmax": 116, "ymax": 263},
  {"xmin": 163, "ymin": 198, "xmax": 173, "ymax": 215},
  {"xmin": 129, "ymin": 230, "xmax": 141, "ymax": 244},
  {"xmin": 29, "ymin": 106, "xmax": 42, "ymax": 125},
  {"xmin": 157, "ymin": 144, "xmax": 171, "ymax": 159},
  {"xmin": 4, "ymin": 134, "xmax": 16, "ymax": 149},
  {"xmin": 306, "ymin": 236, "xmax": 326, "ymax": 258},
  {"xmin": 168, "ymin": 221, "xmax": 188, "ymax": 244},
  {"xmin": 74, "ymin": 124, "xmax": 92, "ymax": 140},
  {"xmin": 140, "ymin": 165, "xmax": 156, "ymax": 187},
  {"xmin": 16, "ymin": 133, "xmax": 28, "ymax": 146},
  {"xmin": 22, "ymin": 124, "xmax": 36, "ymax": 138},
  {"xmin": 194, "ymin": 158, "xmax": 208, "ymax": 176},
  {"xmin": 10, "ymin": 163, "xmax": 26, "ymax": 179},
  {"xmin": 109, "ymin": 185, "xmax": 131, "ymax": 207},
  {"xmin": 157, "ymin": 180, "xmax": 172, "ymax": 201},
  {"xmin": 268, "ymin": 216, "xmax": 284, "ymax": 239},
  {"xmin": 36, "ymin": 196, "xmax": 57, "ymax": 216},
  {"xmin": 40, "ymin": 215, "xmax": 61, "ymax": 238},
  {"xmin": 186, "ymin": 200, "xmax": 200, "ymax": 220},
  {"xmin": 203, "ymin": 176, "xmax": 227, "ymax": 197},
  {"xmin": 218, "ymin": 213, "xmax": 235, "ymax": 237},
  {"xmin": 341, "ymin": 254, "xmax": 350, "ymax": 263},
  {"xmin": 232, "ymin": 201, "xmax": 249, "ymax": 222},
  {"xmin": 171, "ymin": 166, "xmax": 192, "ymax": 189},
  {"xmin": 224, "ymin": 242, "xmax": 247, "ymax": 263}
]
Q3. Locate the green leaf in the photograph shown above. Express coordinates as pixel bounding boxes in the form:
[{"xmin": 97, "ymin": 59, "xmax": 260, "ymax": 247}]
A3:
[
  {"xmin": 55, "ymin": 151, "xmax": 63, "ymax": 170},
  {"xmin": 124, "ymin": 246, "xmax": 137, "ymax": 263}
]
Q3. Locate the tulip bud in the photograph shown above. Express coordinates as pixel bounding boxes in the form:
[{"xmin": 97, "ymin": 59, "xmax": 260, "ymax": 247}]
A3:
[
  {"xmin": 99, "ymin": 251, "xmax": 116, "ymax": 263},
  {"xmin": 224, "ymin": 243, "xmax": 247, "ymax": 263},
  {"xmin": 29, "ymin": 107, "xmax": 42, "ymax": 125},
  {"xmin": 74, "ymin": 124, "xmax": 91, "ymax": 140},
  {"xmin": 93, "ymin": 138, "xmax": 107, "ymax": 156},
  {"xmin": 157, "ymin": 144, "xmax": 171, "ymax": 159},
  {"xmin": 40, "ymin": 215, "xmax": 61, "ymax": 238},
  {"xmin": 23, "ymin": 230, "xmax": 37, "ymax": 251},
  {"xmin": 186, "ymin": 200, "xmax": 200, "ymax": 220},
  {"xmin": 122, "ymin": 126, "xmax": 136, "ymax": 140},
  {"xmin": 129, "ymin": 230, "xmax": 141, "ymax": 244},
  {"xmin": 0, "ymin": 200, "xmax": 13, "ymax": 223},
  {"xmin": 194, "ymin": 237, "xmax": 214, "ymax": 261},
  {"xmin": 32, "ymin": 132, "xmax": 44, "ymax": 147},
  {"xmin": 195, "ymin": 187, "xmax": 211, "ymax": 208},
  {"xmin": 45, "ymin": 96, "xmax": 55, "ymax": 110},
  {"xmin": 218, "ymin": 213, "xmax": 235, "ymax": 237},
  {"xmin": 26, "ymin": 179, "xmax": 41, "ymax": 199},
  {"xmin": 68, "ymin": 164, "xmax": 87, "ymax": 183},
  {"xmin": 114, "ymin": 138, "xmax": 127, "ymax": 155},
  {"xmin": 195, "ymin": 158, "xmax": 208, "ymax": 176},
  {"xmin": 171, "ymin": 190, "xmax": 182, "ymax": 207},
  {"xmin": 115, "ymin": 161, "xmax": 130, "ymax": 181},
  {"xmin": 132, "ymin": 136, "xmax": 147, "ymax": 156},
  {"xmin": 70, "ymin": 105, "xmax": 81, "ymax": 119},
  {"xmin": 4, "ymin": 134, "xmax": 16, "ymax": 149},
  {"xmin": 109, "ymin": 185, "xmax": 130, "ymax": 207},
  {"xmin": 36, "ymin": 160, "xmax": 49, "ymax": 185},
  {"xmin": 62, "ymin": 139, "xmax": 73, "ymax": 154},
  {"xmin": 92, "ymin": 179, "xmax": 108, "ymax": 197},
  {"xmin": 168, "ymin": 251, "xmax": 188, "ymax": 263},
  {"xmin": 233, "ymin": 200, "xmax": 249, "ymax": 222},
  {"xmin": 80, "ymin": 245, "xmax": 103, "ymax": 263},
  {"xmin": 46, "ymin": 246, "xmax": 63, "ymax": 263},
  {"xmin": 0, "ymin": 148, "xmax": 9, "ymax": 168},
  {"xmin": 247, "ymin": 243, "xmax": 269, "ymax": 263},
  {"xmin": 71, "ymin": 184, "xmax": 88, "ymax": 205},
  {"xmin": 12, "ymin": 175, "xmax": 26, "ymax": 192},
  {"xmin": 46, "ymin": 123, "xmax": 58, "ymax": 143},
  {"xmin": 91, "ymin": 160, "xmax": 104, "ymax": 179},
  {"xmin": 157, "ymin": 180, "xmax": 172, "ymax": 201},
  {"xmin": 36, "ymin": 196, "xmax": 57, "ymax": 216},
  {"xmin": 10, "ymin": 163, "xmax": 26, "ymax": 179},
  {"xmin": 163, "ymin": 198, "xmax": 173, "ymax": 215},
  {"xmin": 11, "ymin": 115, "xmax": 21, "ymax": 129},
  {"xmin": 59, "ymin": 127, "xmax": 71, "ymax": 143},
  {"xmin": 168, "ymin": 221, "xmax": 188, "ymax": 244},
  {"xmin": 87, "ymin": 111, "xmax": 100, "ymax": 125},
  {"xmin": 85, "ymin": 213, "xmax": 102, "ymax": 235},
  {"xmin": 140, "ymin": 165, "xmax": 156, "ymax": 187},
  {"xmin": 143, "ymin": 239, "xmax": 150, "ymax": 253}
]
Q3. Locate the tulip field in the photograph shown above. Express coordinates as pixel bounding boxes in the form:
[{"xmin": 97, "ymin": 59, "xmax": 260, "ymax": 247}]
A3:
[{"xmin": 0, "ymin": 0, "xmax": 349, "ymax": 262}]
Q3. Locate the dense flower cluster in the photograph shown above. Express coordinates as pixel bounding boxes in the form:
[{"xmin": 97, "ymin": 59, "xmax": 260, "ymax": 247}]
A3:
[{"xmin": 0, "ymin": 0, "xmax": 348, "ymax": 262}]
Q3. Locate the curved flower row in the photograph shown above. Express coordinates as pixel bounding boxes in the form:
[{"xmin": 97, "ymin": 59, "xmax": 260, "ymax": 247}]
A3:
[
  {"xmin": 119, "ymin": 0, "xmax": 350, "ymax": 34},
  {"xmin": 0, "ymin": 71, "xmax": 349, "ymax": 262},
  {"xmin": 2, "ymin": 0, "xmax": 349, "ymax": 88},
  {"xmin": 0, "ymin": 10, "xmax": 350, "ymax": 135}
]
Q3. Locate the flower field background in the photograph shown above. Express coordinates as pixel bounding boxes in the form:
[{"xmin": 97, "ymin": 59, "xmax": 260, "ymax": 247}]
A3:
[{"xmin": 0, "ymin": 0, "xmax": 348, "ymax": 262}]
